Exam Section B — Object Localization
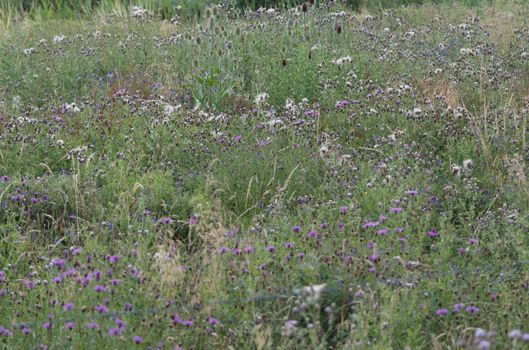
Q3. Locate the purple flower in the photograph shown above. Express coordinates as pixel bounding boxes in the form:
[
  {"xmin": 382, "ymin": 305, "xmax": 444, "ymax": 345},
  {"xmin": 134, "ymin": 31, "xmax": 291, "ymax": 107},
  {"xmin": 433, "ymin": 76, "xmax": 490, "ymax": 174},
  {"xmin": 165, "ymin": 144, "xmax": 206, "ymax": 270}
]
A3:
[
  {"xmin": 377, "ymin": 228, "xmax": 389, "ymax": 236},
  {"xmin": 307, "ymin": 230, "xmax": 317, "ymax": 238},
  {"xmin": 234, "ymin": 135, "xmax": 242, "ymax": 142},
  {"xmin": 284, "ymin": 242, "xmax": 294, "ymax": 249},
  {"xmin": 63, "ymin": 303, "xmax": 75, "ymax": 311},
  {"xmin": 21, "ymin": 327, "xmax": 31, "ymax": 335},
  {"xmin": 42, "ymin": 322, "xmax": 52, "ymax": 330},
  {"xmin": 108, "ymin": 255, "xmax": 120, "ymax": 264},
  {"xmin": 160, "ymin": 217, "xmax": 174, "ymax": 225},
  {"xmin": 115, "ymin": 319, "xmax": 126, "ymax": 329},
  {"xmin": 208, "ymin": 317, "xmax": 219, "ymax": 326},
  {"xmin": 94, "ymin": 285, "xmax": 107, "ymax": 293},
  {"xmin": 465, "ymin": 305, "xmax": 480, "ymax": 314},
  {"xmin": 390, "ymin": 207, "xmax": 403, "ymax": 214},
  {"xmin": 405, "ymin": 190, "xmax": 419, "ymax": 196},
  {"xmin": 219, "ymin": 246, "xmax": 228, "ymax": 254},
  {"xmin": 0, "ymin": 176, "xmax": 9, "ymax": 183},
  {"xmin": 189, "ymin": 216, "xmax": 199, "ymax": 225},
  {"xmin": 53, "ymin": 276, "xmax": 63, "ymax": 284},
  {"xmin": 266, "ymin": 246, "xmax": 276, "ymax": 253},
  {"xmin": 468, "ymin": 238, "xmax": 478, "ymax": 245},
  {"xmin": 124, "ymin": 303, "xmax": 134, "ymax": 312},
  {"xmin": 362, "ymin": 221, "xmax": 379, "ymax": 229},
  {"xmin": 509, "ymin": 330, "xmax": 522, "ymax": 339},
  {"xmin": 435, "ymin": 308, "xmax": 449, "ymax": 316},
  {"xmin": 340, "ymin": 206, "xmax": 348, "ymax": 215},
  {"xmin": 133, "ymin": 336, "xmax": 144, "ymax": 344},
  {"xmin": 88, "ymin": 322, "xmax": 100, "ymax": 330},
  {"xmin": 65, "ymin": 322, "xmax": 76, "ymax": 331},
  {"xmin": 0, "ymin": 271, "xmax": 5, "ymax": 282},
  {"xmin": 292, "ymin": 226, "xmax": 301, "ymax": 233},
  {"xmin": 453, "ymin": 303, "xmax": 465, "ymax": 313},
  {"xmin": 427, "ymin": 229, "xmax": 439, "ymax": 238},
  {"xmin": 108, "ymin": 328, "xmax": 122, "ymax": 336},
  {"xmin": 457, "ymin": 247, "xmax": 468, "ymax": 254},
  {"xmin": 95, "ymin": 304, "xmax": 109, "ymax": 314}
]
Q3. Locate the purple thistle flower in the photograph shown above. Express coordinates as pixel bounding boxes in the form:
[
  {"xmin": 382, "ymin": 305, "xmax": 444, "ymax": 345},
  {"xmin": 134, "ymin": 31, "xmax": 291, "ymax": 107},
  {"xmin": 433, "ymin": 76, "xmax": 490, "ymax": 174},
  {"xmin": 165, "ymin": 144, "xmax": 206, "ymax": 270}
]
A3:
[
  {"xmin": 435, "ymin": 308, "xmax": 449, "ymax": 316},
  {"xmin": 108, "ymin": 255, "xmax": 120, "ymax": 264},
  {"xmin": 219, "ymin": 246, "xmax": 228, "ymax": 254},
  {"xmin": 292, "ymin": 226, "xmax": 301, "ymax": 233},
  {"xmin": 21, "ymin": 327, "xmax": 31, "ymax": 335},
  {"xmin": 53, "ymin": 276, "xmax": 63, "ymax": 284},
  {"xmin": 208, "ymin": 317, "xmax": 219, "ymax": 326},
  {"xmin": 95, "ymin": 304, "xmax": 109, "ymax": 314},
  {"xmin": 88, "ymin": 322, "xmax": 100, "ymax": 330},
  {"xmin": 307, "ymin": 230, "xmax": 317, "ymax": 238},
  {"xmin": 108, "ymin": 328, "xmax": 122, "ymax": 336},
  {"xmin": 377, "ymin": 228, "xmax": 389, "ymax": 236},
  {"xmin": 266, "ymin": 246, "xmax": 276, "ymax": 253},
  {"xmin": 94, "ymin": 285, "xmax": 107, "ymax": 293},
  {"xmin": 427, "ymin": 229, "xmax": 439, "ymax": 238},
  {"xmin": 63, "ymin": 303, "xmax": 74, "ymax": 311},
  {"xmin": 390, "ymin": 207, "xmax": 403, "ymax": 214},
  {"xmin": 362, "ymin": 221, "xmax": 380, "ymax": 229},
  {"xmin": 453, "ymin": 303, "xmax": 465, "ymax": 313},
  {"xmin": 133, "ymin": 336, "xmax": 144, "ymax": 344},
  {"xmin": 124, "ymin": 303, "xmax": 133, "ymax": 312},
  {"xmin": 42, "ymin": 322, "xmax": 52, "ymax": 330},
  {"xmin": 468, "ymin": 238, "xmax": 478, "ymax": 245},
  {"xmin": 405, "ymin": 190, "xmax": 419, "ymax": 196},
  {"xmin": 465, "ymin": 305, "xmax": 480, "ymax": 314},
  {"xmin": 0, "ymin": 176, "xmax": 9, "ymax": 183},
  {"xmin": 65, "ymin": 322, "xmax": 76, "ymax": 331},
  {"xmin": 340, "ymin": 206, "xmax": 348, "ymax": 215},
  {"xmin": 160, "ymin": 217, "xmax": 174, "ymax": 225},
  {"xmin": 284, "ymin": 242, "xmax": 294, "ymax": 249}
]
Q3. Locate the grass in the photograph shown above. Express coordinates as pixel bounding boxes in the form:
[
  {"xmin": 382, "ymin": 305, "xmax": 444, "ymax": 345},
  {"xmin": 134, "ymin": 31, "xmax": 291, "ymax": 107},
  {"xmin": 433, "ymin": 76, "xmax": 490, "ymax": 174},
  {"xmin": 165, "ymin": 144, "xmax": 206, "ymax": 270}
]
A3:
[{"xmin": 1, "ymin": 0, "xmax": 529, "ymax": 349}]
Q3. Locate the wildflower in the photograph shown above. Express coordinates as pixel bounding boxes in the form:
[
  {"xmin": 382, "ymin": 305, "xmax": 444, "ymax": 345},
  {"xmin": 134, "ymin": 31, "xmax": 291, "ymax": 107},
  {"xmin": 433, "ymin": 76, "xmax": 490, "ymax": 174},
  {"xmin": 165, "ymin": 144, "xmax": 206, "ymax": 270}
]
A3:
[
  {"xmin": 453, "ymin": 303, "xmax": 465, "ymax": 312},
  {"xmin": 340, "ymin": 206, "xmax": 348, "ymax": 214},
  {"xmin": 475, "ymin": 328, "xmax": 487, "ymax": 338},
  {"xmin": 88, "ymin": 322, "xmax": 100, "ymax": 330},
  {"xmin": 63, "ymin": 303, "xmax": 74, "ymax": 311},
  {"xmin": 94, "ymin": 285, "xmax": 107, "ymax": 293},
  {"xmin": 390, "ymin": 207, "xmax": 403, "ymax": 214},
  {"xmin": 435, "ymin": 308, "xmax": 449, "ymax": 316},
  {"xmin": 124, "ymin": 303, "xmax": 133, "ymax": 312},
  {"xmin": 292, "ymin": 226, "xmax": 301, "ymax": 233},
  {"xmin": 160, "ymin": 217, "xmax": 174, "ymax": 225},
  {"xmin": 65, "ymin": 322, "xmax": 75, "ymax": 331},
  {"xmin": 377, "ymin": 228, "xmax": 389, "ymax": 236},
  {"xmin": 465, "ymin": 305, "xmax": 480, "ymax": 314},
  {"xmin": 427, "ymin": 229, "xmax": 439, "ymax": 238},
  {"xmin": 333, "ymin": 56, "xmax": 352, "ymax": 66},
  {"xmin": 281, "ymin": 320, "xmax": 298, "ymax": 336},
  {"xmin": 509, "ymin": 329, "xmax": 522, "ymax": 339},
  {"xmin": 108, "ymin": 255, "xmax": 120, "ymax": 264},
  {"xmin": 362, "ymin": 221, "xmax": 379, "ymax": 229},
  {"xmin": 95, "ymin": 304, "xmax": 109, "ymax": 314},
  {"xmin": 477, "ymin": 340, "xmax": 490, "ymax": 350},
  {"xmin": 133, "ymin": 336, "xmax": 144, "ymax": 344},
  {"xmin": 208, "ymin": 317, "xmax": 219, "ymax": 326},
  {"xmin": 284, "ymin": 242, "xmax": 294, "ymax": 249},
  {"xmin": 109, "ymin": 328, "xmax": 122, "ymax": 336},
  {"xmin": 266, "ymin": 246, "xmax": 276, "ymax": 253},
  {"xmin": 254, "ymin": 93, "xmax": 269, "ymax": 107}
]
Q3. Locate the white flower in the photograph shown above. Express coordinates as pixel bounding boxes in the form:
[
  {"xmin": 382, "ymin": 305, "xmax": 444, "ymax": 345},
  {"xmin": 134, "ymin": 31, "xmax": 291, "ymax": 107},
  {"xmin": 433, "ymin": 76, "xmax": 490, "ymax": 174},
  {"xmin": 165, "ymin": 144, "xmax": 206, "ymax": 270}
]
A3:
[
  {"xmin": 333, "ymin": 56, "xmax": 352, "ymax": 66},
  {"xmin": 132, "ymin": 6, "xmax": 147, "ymax": 18},
  {"xmin": 281, "ymin": 320, "xmax": 298, "ymax": 336},
  {"xmin": 462, "ymin": 159, "xmax": 474, "ymax": 171},
  {"xmin": 53, "ymin": 35, "xmax": 65, "ymax": 43},
  {"xmin": 23, "ymin": 48, "xmax": 35, "ymax": 55},
  {"xmin": 254, "ymin": 92, "xmax": 269, "ymax": 107},
  {"xmin": 164, "ymin": 105, "xmax": 175, "ymax": 116}
]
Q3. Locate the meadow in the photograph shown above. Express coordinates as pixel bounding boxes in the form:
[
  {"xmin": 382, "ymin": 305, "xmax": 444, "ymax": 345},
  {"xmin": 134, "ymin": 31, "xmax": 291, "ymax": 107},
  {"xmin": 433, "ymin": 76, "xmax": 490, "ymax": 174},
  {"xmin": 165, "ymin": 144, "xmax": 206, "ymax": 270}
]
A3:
[{"xmin": 1, "ymin": 0, "xmax": 529, "ymax": 349}]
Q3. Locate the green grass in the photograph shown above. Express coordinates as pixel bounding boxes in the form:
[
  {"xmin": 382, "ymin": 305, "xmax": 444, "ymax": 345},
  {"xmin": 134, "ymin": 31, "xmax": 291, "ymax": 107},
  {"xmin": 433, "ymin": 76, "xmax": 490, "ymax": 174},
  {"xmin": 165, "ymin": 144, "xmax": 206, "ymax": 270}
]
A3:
[{"xmin": 1, "ymin": 1, "xmax": 529, "ymax": 349}]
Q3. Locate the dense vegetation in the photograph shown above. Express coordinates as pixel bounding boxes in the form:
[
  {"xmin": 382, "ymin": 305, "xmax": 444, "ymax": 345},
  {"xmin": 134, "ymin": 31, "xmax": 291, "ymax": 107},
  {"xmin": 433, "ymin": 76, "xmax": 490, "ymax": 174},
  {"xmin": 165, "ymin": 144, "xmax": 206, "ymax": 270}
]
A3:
[{"xmin": 1, "ymin": 0, "xmax": 529, "ymax": 349}]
